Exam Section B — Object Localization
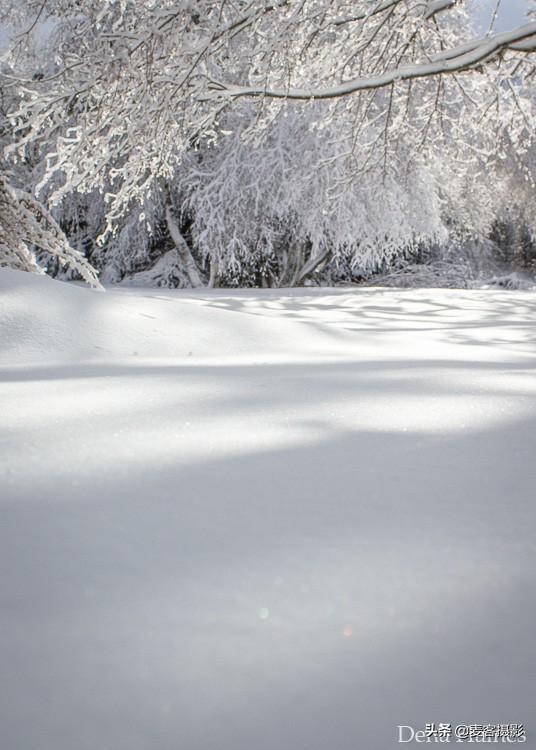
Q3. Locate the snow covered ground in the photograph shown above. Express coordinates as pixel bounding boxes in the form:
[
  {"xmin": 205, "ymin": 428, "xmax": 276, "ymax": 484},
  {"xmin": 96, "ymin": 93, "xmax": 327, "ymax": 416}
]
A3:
[{"xmin": 1, "ymin": 268, "xmax": 536, "ymax": 750}]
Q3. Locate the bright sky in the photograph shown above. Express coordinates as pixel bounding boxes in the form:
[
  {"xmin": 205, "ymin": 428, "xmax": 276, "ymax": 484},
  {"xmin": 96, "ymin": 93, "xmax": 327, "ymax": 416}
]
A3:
[
  {"xmin": 471, "ymin": 0, "xmax": 530, "ymax": 31},
  {"xmin": 0, "ymin": 1, "xmax": 532, "ymax": 55}
]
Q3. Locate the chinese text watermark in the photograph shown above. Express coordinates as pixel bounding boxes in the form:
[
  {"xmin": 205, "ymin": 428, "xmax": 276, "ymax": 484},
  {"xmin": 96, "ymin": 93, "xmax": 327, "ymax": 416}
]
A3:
[{"xmin": 398, "ymin": 724, "xmax": 526, "ymax": 743}]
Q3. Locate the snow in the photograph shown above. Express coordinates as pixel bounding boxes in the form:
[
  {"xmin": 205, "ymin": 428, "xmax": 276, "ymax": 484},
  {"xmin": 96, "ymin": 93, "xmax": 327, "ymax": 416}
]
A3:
[
  {"xmin": 215, "ymin": 21, "xmax": 536, "ymax": 100},
  {"xmin": 1, "ymin": 268, "xmax": 536, "ymax": 750}
]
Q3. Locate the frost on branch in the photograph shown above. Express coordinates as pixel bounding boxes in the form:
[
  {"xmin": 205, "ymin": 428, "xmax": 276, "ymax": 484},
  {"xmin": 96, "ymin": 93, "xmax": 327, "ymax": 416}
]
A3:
[{"xmin": 0, "ymin": 176, "xmax": 102, "ymax": 288}]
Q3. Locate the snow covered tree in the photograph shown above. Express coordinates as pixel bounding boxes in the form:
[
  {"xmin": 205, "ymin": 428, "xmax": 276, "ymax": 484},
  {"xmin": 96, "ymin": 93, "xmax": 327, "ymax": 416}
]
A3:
[
  {"xmin": 1, "ymin": 0, "xmax": 535, "ymax": 286},
  {"xmin": 0, "ymin": 63, "xmax": 101, "ymax": 286}
]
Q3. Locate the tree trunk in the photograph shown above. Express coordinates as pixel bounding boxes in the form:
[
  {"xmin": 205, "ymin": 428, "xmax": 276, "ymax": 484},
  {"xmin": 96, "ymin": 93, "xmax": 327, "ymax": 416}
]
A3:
[
  {"xmin": 208, "ymin": 257, "xmax": 219, "ymax": 288},
  {"xmin": 165, "ymin": 204, "xmax": 203, "ymax": 288},
  {"xmin": 292, "ymin": 246, "xmax": 330, "ymax": 286}
]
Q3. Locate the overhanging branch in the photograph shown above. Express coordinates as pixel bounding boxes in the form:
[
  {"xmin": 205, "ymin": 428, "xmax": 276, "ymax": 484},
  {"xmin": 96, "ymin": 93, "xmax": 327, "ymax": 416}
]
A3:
[{"xmin": 207, "ymin": 22, "xmax": 536, "ymax": 102}]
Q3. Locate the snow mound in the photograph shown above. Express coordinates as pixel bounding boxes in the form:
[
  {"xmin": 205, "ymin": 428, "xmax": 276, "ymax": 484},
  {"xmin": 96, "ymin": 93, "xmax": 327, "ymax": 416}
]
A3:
[{"xmin": 0, "ymin": 268, "xmax": 346, "ymax": 366}]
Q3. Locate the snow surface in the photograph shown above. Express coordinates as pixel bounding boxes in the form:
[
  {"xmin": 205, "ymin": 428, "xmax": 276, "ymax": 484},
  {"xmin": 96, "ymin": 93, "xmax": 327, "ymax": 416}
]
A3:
[{"xmin": 1, "ymin": 268, "xmax": 536, "ymax": 750}]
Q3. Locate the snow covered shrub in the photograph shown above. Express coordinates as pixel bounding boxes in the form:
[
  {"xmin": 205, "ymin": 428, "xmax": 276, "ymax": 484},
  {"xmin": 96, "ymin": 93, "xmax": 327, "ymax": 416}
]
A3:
[
  {"xmin": 483, "ymin": 273, "xmax": 535, "ymax": 290},
  {"xmin": 178, "ymin": 103, "xmax": 451, "ymax": 287}
]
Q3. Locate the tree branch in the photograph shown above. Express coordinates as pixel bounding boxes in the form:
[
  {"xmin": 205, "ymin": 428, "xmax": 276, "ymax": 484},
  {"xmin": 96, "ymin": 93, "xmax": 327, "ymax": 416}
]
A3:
[{"xmin": 207, "ymin": 22, "xmax": 536, "ymax": 101}]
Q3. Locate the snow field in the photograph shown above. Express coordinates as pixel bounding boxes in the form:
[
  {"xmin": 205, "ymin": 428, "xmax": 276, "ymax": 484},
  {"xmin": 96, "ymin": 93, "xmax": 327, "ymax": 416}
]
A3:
[{"xmin": 1, "ymin": 269, "xmax": 536, "ymax": 750}]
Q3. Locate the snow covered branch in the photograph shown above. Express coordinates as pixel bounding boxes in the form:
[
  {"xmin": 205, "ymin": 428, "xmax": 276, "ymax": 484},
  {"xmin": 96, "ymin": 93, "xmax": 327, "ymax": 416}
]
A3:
[
  {"xmin": 207, "ymin": 23, "xmax": 536, "ymax": 101},
  {"xmin": 0, "ymin": 176, "xmax": 102, "ymax": 288}
]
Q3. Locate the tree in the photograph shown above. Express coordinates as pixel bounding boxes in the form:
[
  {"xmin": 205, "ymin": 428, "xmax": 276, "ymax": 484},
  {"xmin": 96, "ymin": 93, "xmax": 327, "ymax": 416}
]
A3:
[
  {"xmin": 0, "ymin": 67, "xmax": 101, "ymax": 286},
  {"xmin": 1, "ymin": 1, "xmax": 535, "ymax": 287}
]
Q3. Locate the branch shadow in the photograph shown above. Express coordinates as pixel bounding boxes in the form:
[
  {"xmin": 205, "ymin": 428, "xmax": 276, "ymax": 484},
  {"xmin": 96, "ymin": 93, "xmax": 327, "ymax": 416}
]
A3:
[{"xmin": 1, "ymin": 414, "xmax": 535, "ymax": 750}]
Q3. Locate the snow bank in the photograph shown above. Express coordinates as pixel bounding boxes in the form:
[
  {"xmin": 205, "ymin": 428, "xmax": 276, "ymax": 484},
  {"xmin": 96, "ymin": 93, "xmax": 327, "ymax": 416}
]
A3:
[
  {"xmin": 0, "ymin": 268, "xmax": 373, "ymax": 366},
  {"xmin": 0, "ymin": 268, "xmax": 323, "ymax": 365},
  {"xmin": 1, "ymin": 269, "xmax": 536, "ymax": 750}
]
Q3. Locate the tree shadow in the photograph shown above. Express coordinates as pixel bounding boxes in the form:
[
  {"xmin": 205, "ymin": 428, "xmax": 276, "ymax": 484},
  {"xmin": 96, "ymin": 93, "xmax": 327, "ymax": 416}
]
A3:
[
  {"xmin": 2, "ymin": 280, "xmax": 536, "ymax": 749},
  {"xmin": 1, "ymin": 412, "xmax": 535, "ymax": 750}
]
